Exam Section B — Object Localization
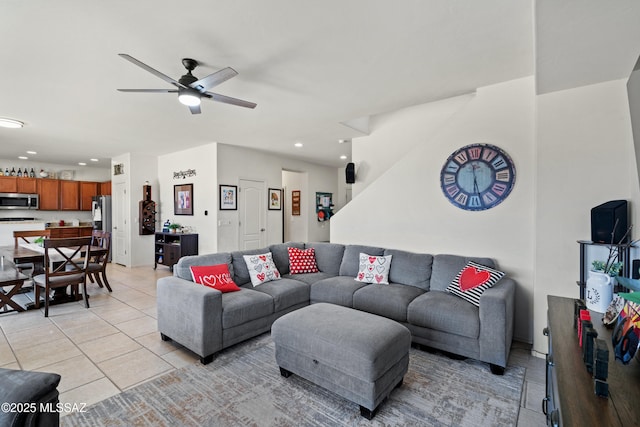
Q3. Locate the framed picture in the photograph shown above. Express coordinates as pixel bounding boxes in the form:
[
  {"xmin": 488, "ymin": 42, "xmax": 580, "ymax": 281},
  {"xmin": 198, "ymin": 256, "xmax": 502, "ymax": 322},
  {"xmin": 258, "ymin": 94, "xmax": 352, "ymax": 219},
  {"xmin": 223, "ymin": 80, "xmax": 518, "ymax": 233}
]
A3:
[
  {"xmin": 291, "ymin": 190, "xmax": 301, "ymax": 216},
  {"xmin": 219, "ymin": 185, "xmax": 237, "ymax": 210},
  {"xmin": 174, "ymin": 184, "xmax": 193, "ymax": 215},
  {"xmin": 268, "ymin": 188, "xmax": 282, "ymax": 210}
]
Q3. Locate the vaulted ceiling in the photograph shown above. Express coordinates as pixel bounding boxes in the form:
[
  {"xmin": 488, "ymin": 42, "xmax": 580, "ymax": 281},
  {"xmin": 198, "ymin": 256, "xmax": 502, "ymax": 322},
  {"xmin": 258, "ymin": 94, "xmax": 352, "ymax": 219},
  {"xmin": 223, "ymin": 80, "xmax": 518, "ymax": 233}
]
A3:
[{"xmin": 0, "ymin": 1, "xmax": 638, "ymax": 169}]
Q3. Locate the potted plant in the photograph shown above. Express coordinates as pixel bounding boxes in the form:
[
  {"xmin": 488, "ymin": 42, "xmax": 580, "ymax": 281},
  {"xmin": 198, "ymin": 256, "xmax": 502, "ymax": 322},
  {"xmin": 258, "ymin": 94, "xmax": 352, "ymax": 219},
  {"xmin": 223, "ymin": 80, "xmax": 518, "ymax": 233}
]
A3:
[{"xmin": 168, "ymin": 223, "xmax": 181, "ymax": 234}]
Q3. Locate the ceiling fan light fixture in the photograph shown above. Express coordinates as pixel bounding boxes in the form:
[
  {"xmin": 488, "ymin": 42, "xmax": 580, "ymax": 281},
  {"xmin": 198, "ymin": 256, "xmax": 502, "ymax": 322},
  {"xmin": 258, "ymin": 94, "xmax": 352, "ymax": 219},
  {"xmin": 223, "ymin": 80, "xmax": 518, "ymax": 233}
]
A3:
[
  {"xmin": 178, "ymin": 91, "xmax": 201, "ymax": 107},
  {"xmin": 0, "ymin": 118, "xmax": 24, "ymax": 129}
]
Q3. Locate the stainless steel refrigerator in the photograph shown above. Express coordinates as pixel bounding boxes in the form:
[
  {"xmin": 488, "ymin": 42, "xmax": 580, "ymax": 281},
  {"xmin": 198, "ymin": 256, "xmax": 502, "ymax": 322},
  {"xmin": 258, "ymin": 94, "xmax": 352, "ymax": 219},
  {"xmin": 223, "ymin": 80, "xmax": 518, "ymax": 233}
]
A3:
[{"xmin": 92, "ymin": 195, "xmax": 112, "ymax": 260}]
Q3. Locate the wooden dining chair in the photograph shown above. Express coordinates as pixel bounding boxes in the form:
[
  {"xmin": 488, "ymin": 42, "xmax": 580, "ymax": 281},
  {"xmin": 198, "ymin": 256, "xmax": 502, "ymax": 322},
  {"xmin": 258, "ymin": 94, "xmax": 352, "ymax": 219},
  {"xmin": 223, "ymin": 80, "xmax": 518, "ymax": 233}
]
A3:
[
  {"xmin": 13, "ymin": 229, "xmax": 51, "ymax": 282},
  {"xmin": 87, "ymin": 230, "xmax": 112, "ymax": 292},
  {"xmin": 33, "ymin": 237, "xmax": 93, "ymax": 317}
]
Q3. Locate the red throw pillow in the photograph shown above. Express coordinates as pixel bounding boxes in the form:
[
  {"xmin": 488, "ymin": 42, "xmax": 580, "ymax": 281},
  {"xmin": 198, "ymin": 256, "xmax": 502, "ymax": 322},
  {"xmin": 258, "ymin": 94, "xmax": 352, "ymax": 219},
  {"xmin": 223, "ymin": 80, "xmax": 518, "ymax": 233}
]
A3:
[
  {"xmin": 288, "ymin": 247, "xmax": 319, "ymax": 274},
  {"xmin": 190, "ymin": 264, "xmax": 241, "ymax": 293}
]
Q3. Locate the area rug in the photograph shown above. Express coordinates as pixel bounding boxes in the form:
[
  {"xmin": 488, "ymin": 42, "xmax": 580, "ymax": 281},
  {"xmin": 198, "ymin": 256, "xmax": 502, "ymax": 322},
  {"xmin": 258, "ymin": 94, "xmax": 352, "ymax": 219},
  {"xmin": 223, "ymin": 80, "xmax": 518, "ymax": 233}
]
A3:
[{"xmin": 63, "ymin": 333, "xmax": 524, "ymax": 427}]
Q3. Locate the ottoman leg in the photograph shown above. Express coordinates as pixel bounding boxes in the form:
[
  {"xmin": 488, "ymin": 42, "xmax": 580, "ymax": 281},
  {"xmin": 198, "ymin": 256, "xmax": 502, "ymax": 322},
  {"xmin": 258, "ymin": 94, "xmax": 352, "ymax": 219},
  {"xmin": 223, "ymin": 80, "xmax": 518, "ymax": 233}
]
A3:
[
  {"xmin": 360, "ymin": 405, "xmax": 378, "ymax": 420},
  {"xmin": 279, "ymin": 367, "xmax": 292, "ymax": 378}
]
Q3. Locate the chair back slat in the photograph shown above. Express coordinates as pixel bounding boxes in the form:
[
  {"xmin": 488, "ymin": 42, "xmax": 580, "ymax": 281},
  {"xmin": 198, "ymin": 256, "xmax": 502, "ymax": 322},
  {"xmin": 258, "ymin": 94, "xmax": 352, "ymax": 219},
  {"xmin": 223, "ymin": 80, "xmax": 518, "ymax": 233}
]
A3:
[
  {"xmin": 91, "ymin": 231, "xmax": 111, "ymax": 264},
  {"xmin": 43, "ymin": 237, "xmax": 93, "ymax": 280}
]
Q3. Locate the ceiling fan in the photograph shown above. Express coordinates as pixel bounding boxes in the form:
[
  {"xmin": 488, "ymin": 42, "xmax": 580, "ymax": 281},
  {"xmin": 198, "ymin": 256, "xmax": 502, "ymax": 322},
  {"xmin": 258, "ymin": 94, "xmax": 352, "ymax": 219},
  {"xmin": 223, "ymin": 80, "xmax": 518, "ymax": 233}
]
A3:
[{"xmin": 117, "ymin": 54, "xmax": 257, "ymax": 114}]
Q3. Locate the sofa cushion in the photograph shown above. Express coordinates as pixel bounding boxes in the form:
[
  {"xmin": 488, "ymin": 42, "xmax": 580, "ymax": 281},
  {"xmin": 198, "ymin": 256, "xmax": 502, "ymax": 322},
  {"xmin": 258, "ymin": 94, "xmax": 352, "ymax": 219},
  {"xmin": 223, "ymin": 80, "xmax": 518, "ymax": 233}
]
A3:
[
  {"xmin": 310, "ymin": 276, "xmax": 368, "ymax": 307},
  {"xmin": 407, "ymin": 291, "xmax": 480, "ymax": 339},
  {"xmin": 190, "ymin": 264, "xmax": 240, "ymax": 293},
  {"xmin": 339, "ymin": 245, "xmax": 385, "ymax": 277},
  {"xmin": 221, "ymin": 289, "xmax": 274, "ymax": 328},
  {"xmin": 288, "ymin": 247, "xmax": 319, "ymax": 274},
  {"xmin": 231, "ymin": 247, "xmax": 270, "ymax": 286},
  {"xmin": 243, "ymin": 252, "xmax": 281, "ymax": 286},
  {"xmin": 446, "ymin": 261, "xmax": 505, "ymax": 307},
  {"xmin": 384, "ymin": 249, "xmax": 433, "ymax": 291},
  {"xmin": 252, "ymin": 277, "xmax": 310, "ymax": 312},
  {"xmin": 353, "ymin": 283, "xmax": 425, "ymax": 322},
  {"xmin": 270, "ymin": 242, "xmax": 305, "ymax": 275},
  {"xmin": 355, "ymin": 253, "xmax": 392, "ymax": 284},
  {"xmin": 174, "ymin": 253, "xmax": 233, "ymax": 282},
  {"xmin": 430, "ymin": 254, "xmax": 496, "ymax": 292},
  {"xmin": 305, "ymin": 242, "xmax": 345, "ymax": 275},
  {"xmin": 282, "ymin": 272, "xmax": 335, "ymax": 285}
]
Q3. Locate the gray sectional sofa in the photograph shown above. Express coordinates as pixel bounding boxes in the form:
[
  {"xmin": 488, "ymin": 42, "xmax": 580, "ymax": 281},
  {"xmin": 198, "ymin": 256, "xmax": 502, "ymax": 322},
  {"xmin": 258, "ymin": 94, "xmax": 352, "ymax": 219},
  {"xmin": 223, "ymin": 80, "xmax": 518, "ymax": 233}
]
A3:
[{"xmin": 156, "ymin": 242, "xmax": 516, "ymax": 374}]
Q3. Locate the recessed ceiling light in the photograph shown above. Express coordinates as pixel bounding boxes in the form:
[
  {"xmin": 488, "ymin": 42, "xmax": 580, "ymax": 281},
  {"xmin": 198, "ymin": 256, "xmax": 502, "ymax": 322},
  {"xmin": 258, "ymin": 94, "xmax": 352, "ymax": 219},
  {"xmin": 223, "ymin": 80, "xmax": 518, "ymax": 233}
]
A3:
[
  {"xmin": 78, "ymin": 162, "xmax": 87, "ymax": 166},
  {"xmin": 18, "ymin": 156, "xmax": 28, "ymax": 160},
  {"xmin": 340, "ymin": 155, "xmax": 347, "ymax": 160},
  {"xmin": 294, "ymin": 142, "xmax": 303, "ymax": 148},
  {"xmin": 26, "ymin": 150, "xmax": 37, "ymax": 155},
  {"xmin": 90, "ymin": 158, "xmax": 99, "ymax": 162},
  {"xmin": 0, "ymin": 118, "xmax": 24, "ymax": 129}
]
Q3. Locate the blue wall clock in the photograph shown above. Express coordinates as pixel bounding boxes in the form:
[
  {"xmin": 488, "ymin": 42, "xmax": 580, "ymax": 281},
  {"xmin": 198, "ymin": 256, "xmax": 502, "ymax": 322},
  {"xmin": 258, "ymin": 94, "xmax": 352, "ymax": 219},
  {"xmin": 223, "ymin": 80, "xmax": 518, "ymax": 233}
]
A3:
[{"xmin": 440, "ymin": 143, "xmax": 516, "ymax": 211}]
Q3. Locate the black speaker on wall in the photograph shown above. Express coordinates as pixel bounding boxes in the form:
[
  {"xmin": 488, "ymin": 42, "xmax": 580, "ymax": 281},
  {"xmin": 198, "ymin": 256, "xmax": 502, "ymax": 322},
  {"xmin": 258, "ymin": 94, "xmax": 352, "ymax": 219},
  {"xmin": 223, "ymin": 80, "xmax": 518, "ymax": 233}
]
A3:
[
  {"xmin": 345, "ymin": 162, "xmax": 355, "ymax": 184},
  {"xmin": 591, "ymin": 200, "xmax": 628, "ymax": 243}
]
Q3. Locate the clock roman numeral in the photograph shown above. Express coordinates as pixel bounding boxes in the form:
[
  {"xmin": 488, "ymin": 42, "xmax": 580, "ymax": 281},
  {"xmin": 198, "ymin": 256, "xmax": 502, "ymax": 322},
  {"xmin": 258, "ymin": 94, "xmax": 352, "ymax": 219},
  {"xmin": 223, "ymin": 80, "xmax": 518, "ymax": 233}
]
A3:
[
  {"xmin": 495, "ymin": 169, "xmax": 511, "ymax": 182},
  {"xmin": 454, "ymin": 151, "xmax": 468, "ymax": 164},
  {"xmin": 445, "ymin": 184, "xmax": 460, "ymax": 198},
  {"xmin": 482, "ymin": 192, "xmax": 498, "ymax": 205},
  {"xmin": 443, "ymin": 174, "xmax": 456, "ymax": 185},
  {"xmin": 467, "ymin": 146, "xmax": 482, "ymax": 160},
  {"xmin": 492, "ymin": 182, "xmax": 508, "ymax": 196},
  {"xmin": 445, "ymin": 161, "xmax": 459, "ymax": 174},
  {"xmin": 481, "ymin": 148, "xmax": 497, "ymax": 162},
  {"xmin": 468, "ymin": 195, "xmax": 482, "ymax": 208},
  {"xmin": 454, "ymin": 192, "xmax": 468, "ymax": 205},
  {"xmin": 491, "ymin": 156, "xmax": 507, "ymax": 170}
]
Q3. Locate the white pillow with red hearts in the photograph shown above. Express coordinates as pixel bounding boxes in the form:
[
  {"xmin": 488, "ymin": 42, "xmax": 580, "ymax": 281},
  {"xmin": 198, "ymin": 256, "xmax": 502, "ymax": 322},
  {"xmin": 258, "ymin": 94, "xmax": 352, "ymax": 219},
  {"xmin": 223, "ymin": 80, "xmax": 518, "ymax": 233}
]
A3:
[
  {"xmin": 355, "ymin": 253, "xmax": 392, "ymax": 284},
  {"xmin": 243, "ymin": 252, "xmax": 281, "ymax": 287},
  {"xmin": 446, "ymin": 261, "xmax": 505, "ymax": 307}
]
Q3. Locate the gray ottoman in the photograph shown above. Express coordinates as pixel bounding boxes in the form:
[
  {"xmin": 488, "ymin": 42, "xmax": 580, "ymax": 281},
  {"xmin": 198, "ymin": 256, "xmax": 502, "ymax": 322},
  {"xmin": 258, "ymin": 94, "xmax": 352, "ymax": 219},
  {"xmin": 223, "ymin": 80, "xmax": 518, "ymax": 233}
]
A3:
[{"xmin": 272, "ymin": 303, "xmax": 411, "ymax": 419}]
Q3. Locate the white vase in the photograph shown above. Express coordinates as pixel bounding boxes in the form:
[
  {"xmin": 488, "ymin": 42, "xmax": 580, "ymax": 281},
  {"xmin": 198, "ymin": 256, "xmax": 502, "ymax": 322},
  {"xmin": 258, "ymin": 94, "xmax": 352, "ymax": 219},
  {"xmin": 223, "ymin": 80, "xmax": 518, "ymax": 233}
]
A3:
[{"xmin": 585, "ymin": 270, "xmax": 614, "ymax": 313}]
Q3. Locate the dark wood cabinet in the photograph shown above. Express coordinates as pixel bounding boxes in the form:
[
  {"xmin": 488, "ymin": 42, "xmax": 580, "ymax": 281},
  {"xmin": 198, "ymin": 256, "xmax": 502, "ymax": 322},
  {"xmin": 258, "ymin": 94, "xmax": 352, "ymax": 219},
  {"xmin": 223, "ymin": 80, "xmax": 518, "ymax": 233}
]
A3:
[
  {"xmin": 47, "ymin": 226, "xmax": 93, "ymax": 238},
  {"xmin": 544, "ymin": 295, "xmax": 640, "ymax": 426},
  {"xmin": 154, "ymin": 232, "xmax": 198, "ymax": 270},
  {"xmin": 59, "ymin": 180, "xmax": 80, "ymax": 210},
  {"xmin": 139, "ymin": 200, "xmax": 156, "ymax": 235},
  {"xmin": 99, "ymin": 181, "xmax": 111, "ymax": 195},
  {"xmin": 37, "ymin": 179, "xmax": 60, "ymax": 210},
  {"xmin": 17, "ymin": 177, "xmax": 37, "ymax": 193},
  {"xmin": 0, "ymin": 176, "xmax": 17, "ymax": 192},
  {"xmin": 80, "ymin": 181, "xmax": 98, "ymax": 211}
]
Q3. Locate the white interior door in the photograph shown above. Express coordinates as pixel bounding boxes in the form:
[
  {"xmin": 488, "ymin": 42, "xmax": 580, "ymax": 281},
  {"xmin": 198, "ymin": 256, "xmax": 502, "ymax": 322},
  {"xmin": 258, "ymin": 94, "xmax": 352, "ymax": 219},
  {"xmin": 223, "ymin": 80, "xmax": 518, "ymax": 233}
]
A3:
[
  {"xmin": 239, "ymin": 179, "xmax": 266, "ymax": 250},
  {"xmin": 113, "ymin": 181, "xmax": 128, "ymax": 265}
]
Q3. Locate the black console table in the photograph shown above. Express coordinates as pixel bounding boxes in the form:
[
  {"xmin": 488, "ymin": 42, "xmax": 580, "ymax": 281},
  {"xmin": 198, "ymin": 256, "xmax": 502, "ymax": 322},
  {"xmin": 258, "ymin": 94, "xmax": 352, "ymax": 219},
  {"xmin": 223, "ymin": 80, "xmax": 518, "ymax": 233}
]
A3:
[{"xmin": 544, "ymin": 295, "xmax": 640, "ymax": 426}]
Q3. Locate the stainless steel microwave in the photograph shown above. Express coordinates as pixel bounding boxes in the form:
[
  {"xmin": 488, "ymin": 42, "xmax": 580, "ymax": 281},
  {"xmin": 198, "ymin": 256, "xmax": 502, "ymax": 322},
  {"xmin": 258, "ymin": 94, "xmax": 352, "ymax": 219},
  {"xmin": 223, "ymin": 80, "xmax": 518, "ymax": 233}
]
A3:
[{"xmin": 0, "ymin": 193, "xmax": 39, "ymax": 209}]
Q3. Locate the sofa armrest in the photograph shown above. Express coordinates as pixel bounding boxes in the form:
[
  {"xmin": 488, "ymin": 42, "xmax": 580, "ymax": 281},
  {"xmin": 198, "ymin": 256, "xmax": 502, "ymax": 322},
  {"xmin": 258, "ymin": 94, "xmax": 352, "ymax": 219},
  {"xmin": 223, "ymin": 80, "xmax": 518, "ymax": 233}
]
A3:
[
  {"xmin": 157, "ymin": 276, "xmax": 223, "ymax": 359},
  {"xmin": 478, "ymin": 277, "xmax": 516, "ymax": 368}
]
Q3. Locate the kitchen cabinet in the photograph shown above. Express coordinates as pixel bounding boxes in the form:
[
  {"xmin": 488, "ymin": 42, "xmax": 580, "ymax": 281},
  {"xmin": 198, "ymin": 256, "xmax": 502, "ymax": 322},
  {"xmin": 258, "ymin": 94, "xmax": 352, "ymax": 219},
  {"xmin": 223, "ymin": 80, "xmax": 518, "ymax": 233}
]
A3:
[
  {"xmin": 37, "ymin": 179, "xmax": 60, "ymax": 210},
  {"xmin": 47, "ymin": 226, "xmax": 93, "ymax": 238},
  {"xmin": 99, "ymin": 181, "xmax": 111, "ymax": 195},
  {"xmin": 80, "ymin": 181, "xmax": 98, "ymax": 211},
  {"xmin": 17, "ymin": 177, "xmax": 37, "ymax": 194},
  {"xmin": 59, "ymin": 181, "xmax": 80, "ymax": 210},
  {"xmin": 0, "ymin": 176, "xmax": 17, "ymax": 193}
]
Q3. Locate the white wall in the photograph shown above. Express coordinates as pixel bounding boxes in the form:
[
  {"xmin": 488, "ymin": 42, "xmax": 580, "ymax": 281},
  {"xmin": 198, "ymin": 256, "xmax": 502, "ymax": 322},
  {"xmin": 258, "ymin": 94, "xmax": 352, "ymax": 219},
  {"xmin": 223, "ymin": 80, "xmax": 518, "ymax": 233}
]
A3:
[
  {"xmin": 217, "ymin": 144, "xmax": 339, "ymax": 251},
  {"xmin": 332, "ymin": 77, "xmax": 536, "ymax": 343},
  {"xmin": 158, "ymin": 144, "xmax": 218, "ymax": 255},
  {"xmin": 534, "ymin": 79, "xmax": 640, "ymax": 354}
]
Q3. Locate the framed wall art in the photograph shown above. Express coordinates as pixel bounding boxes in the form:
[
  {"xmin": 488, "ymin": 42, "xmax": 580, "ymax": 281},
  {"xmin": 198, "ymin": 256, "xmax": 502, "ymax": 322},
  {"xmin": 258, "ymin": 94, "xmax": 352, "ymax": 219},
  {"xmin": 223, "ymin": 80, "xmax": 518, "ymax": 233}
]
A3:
[
  {"xmin": 174, "ymin": 183, "xmax": 193, "ymax": 215},
  {"xmin": 219, "ymin": 185, "xmax": 237, "ymax": 210},
  {"xmin": 268, "ymin": 188, "xmax": 282, "ymax": 210},
  {"xmin": 291, "ymin": 190, "xmax": 301, "ymax": 215}
]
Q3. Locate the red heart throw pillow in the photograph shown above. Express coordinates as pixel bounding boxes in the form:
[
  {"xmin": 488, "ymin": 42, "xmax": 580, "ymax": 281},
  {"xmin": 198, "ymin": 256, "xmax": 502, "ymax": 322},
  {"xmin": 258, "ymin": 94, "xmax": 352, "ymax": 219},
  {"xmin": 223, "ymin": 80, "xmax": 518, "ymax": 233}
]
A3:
[
  {"xmin": 190, "ymin": 264, "xmax": 240, "ymax": 293},
  {"xmin": 459, "ymin": 267, "xmax": 491, "ymax": 291}
]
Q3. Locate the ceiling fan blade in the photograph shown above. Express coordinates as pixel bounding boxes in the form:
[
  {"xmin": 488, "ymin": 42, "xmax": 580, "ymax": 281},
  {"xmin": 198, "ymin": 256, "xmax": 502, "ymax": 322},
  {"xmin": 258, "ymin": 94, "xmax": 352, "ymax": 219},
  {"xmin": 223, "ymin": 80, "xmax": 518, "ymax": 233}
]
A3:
[
  {"xmin": 204, "ymin": 92, "xmax": 257, "ymax": 109},
  {"xmin": 190, "ymin": 67, "xmax": 238, "ymax": 92},
  {"xmin": 117, "ymin": 89, "xmax": 178, "ymax": 93},
  {"xmin": 118, "ymin": 54, "xmax": 185, "ymax": 88},
  {"xmin": 189, "ymin": 104, "xmax": 201, "ymax": 114}
]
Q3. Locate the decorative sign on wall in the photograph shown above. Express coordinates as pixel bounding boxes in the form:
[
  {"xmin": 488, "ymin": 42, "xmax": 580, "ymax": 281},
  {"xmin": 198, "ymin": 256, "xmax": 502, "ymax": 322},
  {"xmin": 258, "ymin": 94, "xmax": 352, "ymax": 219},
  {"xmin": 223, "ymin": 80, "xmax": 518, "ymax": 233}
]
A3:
[
  {"xmin": 291, "ymin": 190, "xmax": 301, "ymax": 216},
  {"xmin": 173, "ymin": 169, "xmax": 196, "ymax": 180},
  {"xmin": 316, "ymin": 192, "xmax": 333, "ymax": 222}
]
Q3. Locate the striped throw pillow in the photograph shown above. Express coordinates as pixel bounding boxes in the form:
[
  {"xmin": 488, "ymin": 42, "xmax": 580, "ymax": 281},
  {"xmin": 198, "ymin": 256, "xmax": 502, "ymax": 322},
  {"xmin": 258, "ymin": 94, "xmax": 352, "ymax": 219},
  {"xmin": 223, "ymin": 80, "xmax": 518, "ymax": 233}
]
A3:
[{"xmin": 446, "ymin": 261, "xmax": 504, "ymax": 307}]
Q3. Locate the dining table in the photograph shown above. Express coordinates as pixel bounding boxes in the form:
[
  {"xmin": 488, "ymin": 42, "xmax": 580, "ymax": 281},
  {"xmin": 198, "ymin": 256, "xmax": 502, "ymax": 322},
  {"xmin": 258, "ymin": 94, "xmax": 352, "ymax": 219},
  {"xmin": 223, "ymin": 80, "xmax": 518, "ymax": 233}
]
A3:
[{"xmin": 0, "ymin": 243, "xmax": 107, "ymax": 310}]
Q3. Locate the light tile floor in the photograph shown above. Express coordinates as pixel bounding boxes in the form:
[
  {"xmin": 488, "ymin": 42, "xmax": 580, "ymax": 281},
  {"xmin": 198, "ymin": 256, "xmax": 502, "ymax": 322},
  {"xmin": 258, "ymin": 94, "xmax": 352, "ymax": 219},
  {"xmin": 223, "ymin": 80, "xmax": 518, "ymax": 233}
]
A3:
[{"xmin": 0, "ymin": 264, "xmax": 547, "ymax": 425}]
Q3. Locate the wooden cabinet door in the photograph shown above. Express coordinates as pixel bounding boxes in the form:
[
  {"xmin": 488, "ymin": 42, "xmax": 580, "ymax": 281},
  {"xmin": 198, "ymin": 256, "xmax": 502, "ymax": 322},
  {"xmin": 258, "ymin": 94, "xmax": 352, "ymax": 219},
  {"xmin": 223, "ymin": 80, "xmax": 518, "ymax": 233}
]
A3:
[
  {"xmin": 0, "ymin": 176, "xmax": 18, "ymax": 193},
  {"xmin": 37, "ymin": 179, "xmax": 60, "ymax": 210},
  {"xmin": 80, "ymin": 181, "xmax": 98, "ymax": 211},
  {"xmin": 60, "ymin": 180, "xmax": 80, "ymax": 210},
  {"xmin": 17, "ymin": 177, "xmax": 37, "ymax": 193},
  {"xmin": 99, "ymin": 181, "xmax": 112, "ymax": 195}
]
